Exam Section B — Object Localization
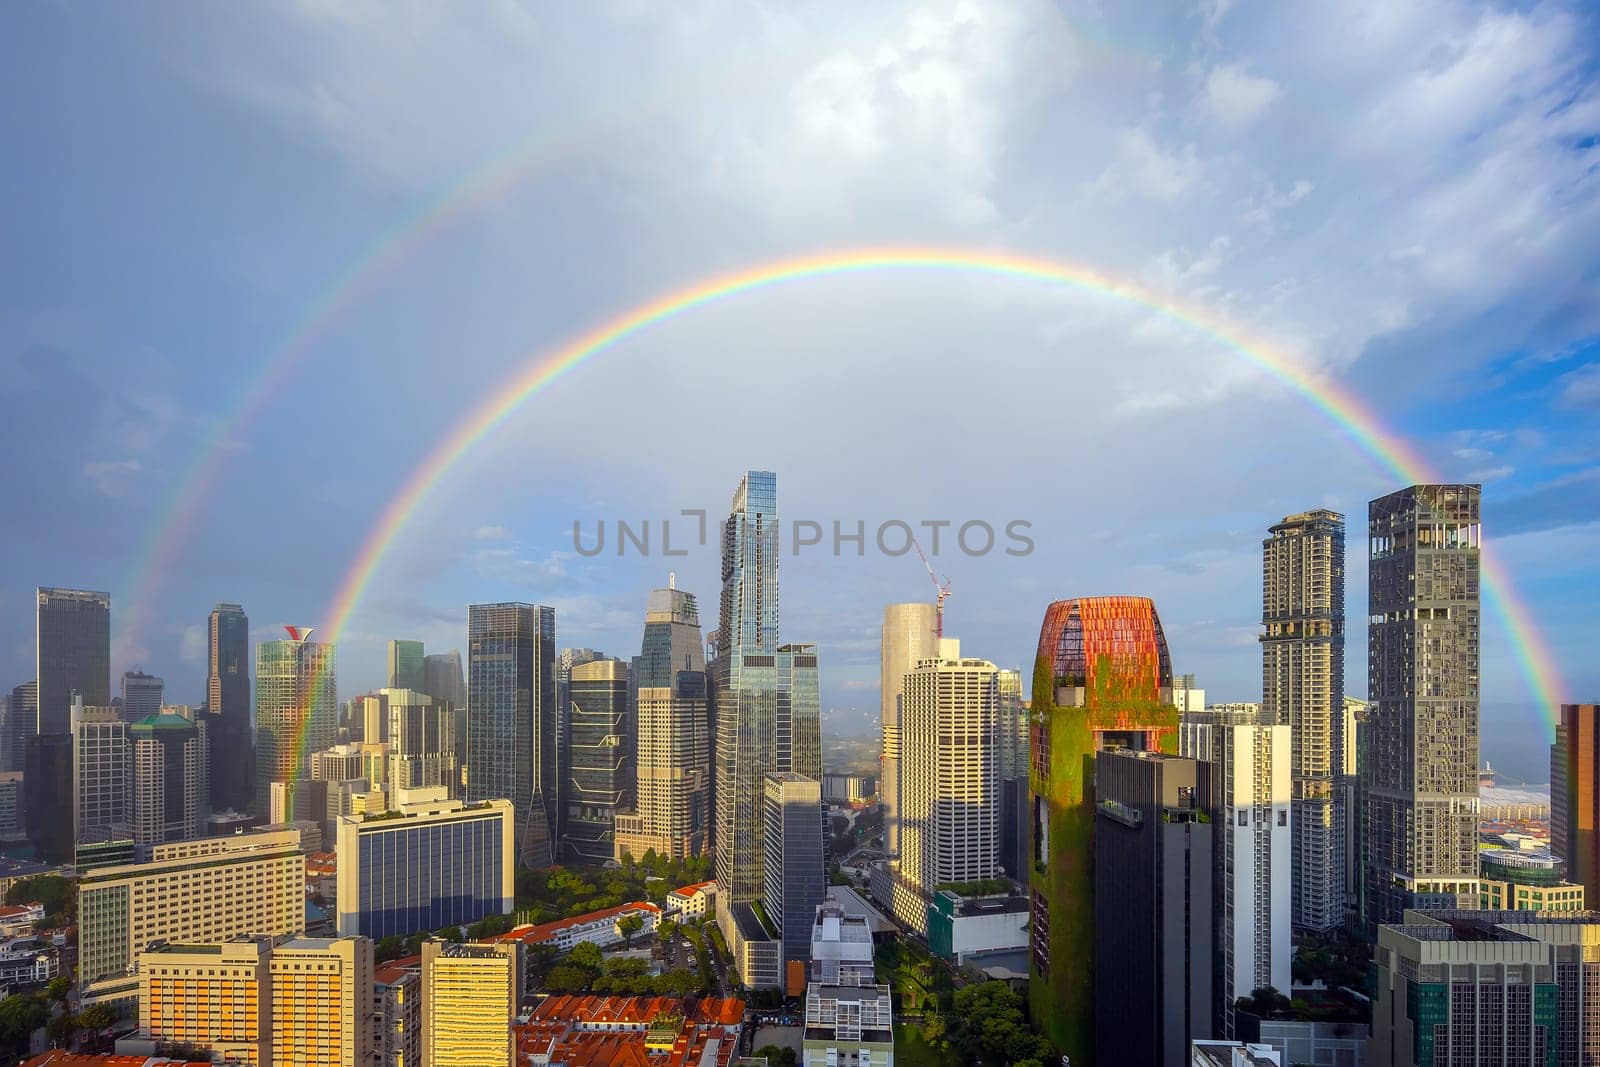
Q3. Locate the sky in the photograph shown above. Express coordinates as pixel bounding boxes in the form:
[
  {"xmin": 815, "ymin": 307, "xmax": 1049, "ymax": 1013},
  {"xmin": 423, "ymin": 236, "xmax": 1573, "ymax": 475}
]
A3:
[{"xmin": 2, "ymin": 1, "xmax": 1598, "ymax": 781}]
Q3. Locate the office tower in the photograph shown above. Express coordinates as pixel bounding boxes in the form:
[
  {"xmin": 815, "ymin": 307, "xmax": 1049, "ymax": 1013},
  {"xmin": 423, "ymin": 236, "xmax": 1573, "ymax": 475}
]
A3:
[
  {"xmin": 384, "ymin": 688, "xmax": 456, "ymax": 797},
  {"xmin": 996, "ymin": 667, "xmax": 1029, "ymax": 881},
  {"xmin": 388, "ymin": 639, "xmax": 425, "ymax": 691},
  {"xmin": 206, "ymin": 602, "xmax": 254, "ymax": 813},
  {"xmin": 255, "ymin": 626, "xmax": 337, "ymax": 817},
  {"xmin": 778, "ymin": 643, "xmax": 822, "ymax": 783},
  {"xmin": 269, "ymin": 936, "xmax": 375, "ymax": 1066},
  {"xmin": 880, "ymin": 603, "xmax": 939, "ymax": 860},
  {"xmin": 22, "ymin": 731, "xmax": 71, "ymax": 863},
  {"xmin": 885, "ymin": 642, "xmax": 1002, "ymax": 934},
  {"xmin": 557, "ymin": 647, "xmax": 604, "ymax": 800},
  {"xmin": 374, "ymin": 957, "xmax": 422, "ymax": 1067},
  {"xmin": 1553, "ymin": 704, "xmax": 1600, "ymax": 906},
  {"xmin": 615, "ymin": 579, "xmax": 710, "ymax": 861},
  {"xmin": 1181, "ymin": 706, "xmax": 1291, "ymax": 1037},
  {"xmin": 7, "ymin": 681, "xmax": 35, "ymax": 773},
  {"xmin": 349, "ymin": 692, "xmax": 389, "ymax": 745},
  {"xmin": 467, "ymin": 602, "xmax": 556, "ymax": 868},
  {"xmin": 128, "ymin": 711, "xmax": 208, "ymax": 847},
  {"xmin": 1338, "ymin": 694, "xmax": 1369, "ymax": 929},
  {"xmin": 0, "ymin": 771, "xmax": 23, "ymax": 841},
  {"xmin": 563, "ymin": 658, "xmax": 631, "ymax": 864},
  {"xmin": 1094, "ymin": 749, "xmax": 1213, "ymax": 1066},
  {"xmin": 423, "ymin": 651, "xmax": 466, "ymax": 707},
  {"xmin": 35, "ymin": 586, "xmax": 110, "ymax": 734},
  {"xmin": 1261, "ymin": 509, "xmax": 1346, "ymax": 933},
  {"xmin": 77, "ymin": 830, "xmax": 306, "ymax": 999},
  {"xmin": 1029, "ymin": 596, "xmax": 1179, "ymax": 1065},
  {"xmin": 420, "ymin": 939, "xmax": 521, "ymax": 1067},
  {"xmin": 1369, "ymin": 911, "xmax": 1600, "ymax": 1066},
  {"xmin": 72, "ymin": 700, "xmax": 129, "ymax": 856},
  {"xmin": 714, "ymin": 470, "xmax": 781, "ymax": 919},
  {"xmin": 120, "ymin": 669, "xmax": 164, "ymax": 720},
  {"xmin": 762, "ymin": 772, "xmax": 825, "ymax": 982},
  {"xmin": 334, "ymin": 793, "xmax": 513, "ymax": 939},
  {"xmin": 139, "ymin": 936, "xmax": 272, "ymax": 1065},
  {"xmin": 1365, "ymin": 485, "xmax": 1481, "ymax": 928}
]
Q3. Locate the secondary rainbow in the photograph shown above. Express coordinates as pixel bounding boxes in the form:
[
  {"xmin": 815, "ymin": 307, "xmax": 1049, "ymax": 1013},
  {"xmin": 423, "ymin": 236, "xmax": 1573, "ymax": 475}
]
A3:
[{"xmin": 287, "ymin": 246, "xmax": 1567, "ymax": 777}]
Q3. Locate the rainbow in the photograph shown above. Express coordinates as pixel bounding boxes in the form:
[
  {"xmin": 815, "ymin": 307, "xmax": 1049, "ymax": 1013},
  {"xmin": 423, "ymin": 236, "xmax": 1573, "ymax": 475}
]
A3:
[{"xmin": 285, "ymin": 246, "xmax": 1567, "ymax": 781}]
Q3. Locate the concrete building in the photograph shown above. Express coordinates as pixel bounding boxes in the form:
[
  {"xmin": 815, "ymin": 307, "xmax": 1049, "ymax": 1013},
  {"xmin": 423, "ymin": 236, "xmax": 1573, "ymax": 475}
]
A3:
[
  {"xmin": 802, "ymin": 982, "xmax": 895, "ymax": 1067},
  {"xmin": 334, "ymin": 793, "xmax": 513, "ymax": 940},
  {"xmin": 388, "ymin": 640, "xmax": 425, "ymax": 692},
  {"xmin": 467, "ymin": 602, "xmax": 557, "ymax": 869},
  {"xmin": 778, "ymin": 643, "xmax": 822, "ymax": 784},
  {"xmin": 120, "ymin": 670, "xmax": 164, "ymax": 721},
  {"xmin": 1261, "ymin": 509, "xmax": 1346, "ymax": 933},
  {"xmin": 373, "ymin": 956, "xmax": 422, "ymax": 1067},
  {"xmin": 421, "ymin": 939, "xmax": 521, "ymax": 1067},
  {"xmin": 7, "ymin": 682, "xmax": 36, "ymax": 774},
  {"xmin": 1094, "ymin": 749, "xmax": 1213, "ymax": 1067},
  {"xmin": 128, "ymin": 712, "xmax": 208, "ymax": 848},
  {"xmin": 926, "ymin": 886, "xmax": 1028, "ymax": 965},
  {"xmin": 514, "ymin": 995, "xmax": 747, "ymax": 1066},
  {"xmin": 1029, "ymin": 596, "xmax": 1181, "ymax": 1064},
  {"xmin": 666, "ymin": 881, "xmax": 716, "ymax": 922},
  {"xmin": 617, "ymin": 579, "xmax": 710, "ymax": 861},
  {"xmin": 78, "ymin": 830, "xmax": 306, "ymax": 999},
  {"xmin": 1180, "ymin": 705, "xmax": 1292, "ymax": 1037},
  {"xmin": 205, "ymin": 603, "xmax": 254, "ymax": 816},
  {"xmin": 22, "ymin": 731, "xmax": 71, "ymax": 863},
  {"xmin": 492, "ymin": 900, "xmax": 660, "ymax": 953},
  {"xmin": 809, "ymin": 900, "xmax": 875, "ymax": 984},
  {"xmin": 35, "ymin": 587, "xmax": 111, "ymax": 736},
  {"xmin": 71, "ymin": 701, "xmax": 130, "ymax": 858},
  {"xmin": 1190, "ymin": 1042, "xmax": 1282, "ymax": 1067},
  {"xmin": 384, "ymin": 688, "xmax": 456, "ymax": 799},
  {"xmin": 1553, "ymin": 703, "xmax": 1600, "ymax": 907},
  {"xmin": 1365, "ymin": 486, "xmax": 1482, "ymax": 928},
  {"xmin": 822, "ymin": 774, "xmax": 876, "ymax": 805},
  {"xmin": 1478, "ymin": 848, "xmax": 1586, "ymax": 912},
  {"xmin": 563, "ymin": 658, "xmax": 631, "ymax": 864},
  {"xmin": 268, "ymin": 936, "xmax": 374, "ymax": 1066},
  {"xmin": 138, "ymin": 937, "xmax": 272, "ymax": 1065},
  {"xmin": 996, "ymin": 666, "xmax": 1029, "ymax": 883},
  {"xmin": 256, "ymin": 627, "xmax": 337, "ymax": 818},
  {"xmin": 880, "ymin": 603, "xmax": 939, "ymax": 862},
  {"xmin": 762, "ymin": 772, "xmax": 825, "ymax": 987},
  {"xmin": 726, "ymin": 902, "xmax": 782, "ymax": 991}
]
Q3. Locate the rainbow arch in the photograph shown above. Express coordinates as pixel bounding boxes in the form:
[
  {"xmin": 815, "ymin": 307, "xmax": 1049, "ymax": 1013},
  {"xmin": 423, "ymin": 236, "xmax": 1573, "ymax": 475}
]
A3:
[{"xmin": 288, "ymin": 245, "xmax": 1566, "ymax": 777}]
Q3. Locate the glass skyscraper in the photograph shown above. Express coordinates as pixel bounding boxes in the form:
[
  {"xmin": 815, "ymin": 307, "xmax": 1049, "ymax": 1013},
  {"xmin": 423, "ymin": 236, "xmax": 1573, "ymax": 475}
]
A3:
[
  {"xmin": 388, "ymin": 639, "xmax": 425, "ymax": 692},
  {"xmin": 562, "ymin": 658, "xmax": 630, "ymax": 865},
  {"xmin": 254, "ymin": 627, "xmax": 337, "ymax": 817},
  {"xmin": 36, "ymin": 587, "xmax": 111, "ymax": 735},
  {"xmin": 467, "ymin": 602, "xmax": 556, "ymax": 868},
  {"xmin": 205, "ymin": 603, "xmax": 254, "ymax": 814}
]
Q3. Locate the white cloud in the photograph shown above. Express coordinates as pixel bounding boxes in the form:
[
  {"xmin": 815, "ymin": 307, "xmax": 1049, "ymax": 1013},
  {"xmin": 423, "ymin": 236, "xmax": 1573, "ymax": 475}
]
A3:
[
  {"xmin": 1559, "ymin": 364, "xmax": 1600, "ymax": 410},
  {"xmin": 474, "ymin": 524, "xmax": 512, "ymax": 541},
  {"xmin": 1201, "ymin": 63, "xmax": 1282, "ymax": 125},
  {"xmin": 82, "ymin": 458, "xmax": 142, "ymax": 497},
  {"xmin": 180, "ymin": 624, "xmax": 207, "ymax": 663}
]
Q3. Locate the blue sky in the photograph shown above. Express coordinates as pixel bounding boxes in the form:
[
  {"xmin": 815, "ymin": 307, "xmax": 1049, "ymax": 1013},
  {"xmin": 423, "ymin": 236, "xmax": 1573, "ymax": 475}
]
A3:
[{"xmin": 2, "ymin": 1, "xmax": 1598, "ymax": 779}]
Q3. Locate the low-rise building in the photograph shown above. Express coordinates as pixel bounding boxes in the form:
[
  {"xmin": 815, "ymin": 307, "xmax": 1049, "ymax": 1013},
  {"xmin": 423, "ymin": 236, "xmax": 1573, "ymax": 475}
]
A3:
[
  {"xmin": 802, "ymin": 982, "xmax": 894, "ymax": 1067},
  {"xmin": 926, "ymin": 885, "xmax": 1028, "ymax": 964},
  {"xmin": 1190, "ymin": 1041, "xmax": 1282, "ymax": 1067},
  {"xmin": 665, "ymin": 881, "xmax": 716, "ymax": 922},
  {"xmin": 0, "ymin": 936, "xmax": 59, "ymax": 985},
  {"xmin": 1478, "ymin": 848, "xmax": 1585, "ymax": 912},
  {"xmin": 726, "ymin": 902, "xmax": 781, "ymax": 991},
  {"xmin": 488, "ymin": 901, "xmax": 661, "ymax": 954},
  {"xmin": 0, "ymin": 903, "xmax": 44, "ymax": 937},
  {"xmin": 514, "ymin": 995, "xmax": 746, "ymax": 1066},
  {"xmin": 809, "ymin": 901, "xmax": 874, "ymax": 985}
]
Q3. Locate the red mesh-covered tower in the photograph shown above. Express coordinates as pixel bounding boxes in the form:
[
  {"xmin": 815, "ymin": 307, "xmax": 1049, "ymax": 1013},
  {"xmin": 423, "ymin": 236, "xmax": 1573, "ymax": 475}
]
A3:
[{"xmin": 1028, "ymin": 595, "xmax": 1178, "ymax": 1064}]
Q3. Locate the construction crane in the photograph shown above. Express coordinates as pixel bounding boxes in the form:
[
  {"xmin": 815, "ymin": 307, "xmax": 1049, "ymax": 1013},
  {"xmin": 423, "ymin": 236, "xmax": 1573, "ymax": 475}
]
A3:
[{"xmin": 909, "ymin": 535, "xmax": 953, "ymax": 639}]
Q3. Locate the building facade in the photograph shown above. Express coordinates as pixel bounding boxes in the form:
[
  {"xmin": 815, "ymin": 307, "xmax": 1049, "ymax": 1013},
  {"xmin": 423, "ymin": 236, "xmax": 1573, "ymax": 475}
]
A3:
[
  {"xmin": 1478, "ymin": 849, "xmax": 1586, "ymax": 912},
  {"xmin": 384, "ymin": 688, "xmax": 456, "ymax": 798},
  {"xmin": 1553, "ymin": 704, "xmax": 1600, "ymax": 908},
  {"xmin": 269, "ymin": 936, "xmax": 375, "ymax": 1066},
  {"xmin": 71, "ymin": 701, "xmax": 129, "ymax": 856},
  {"xmin": 802, "ymin": 982, "xmax": 895, "ymax": 1067},
  {"xmin": 205, "ymin": 602, "xmax": 254, "ymax": 814},
  {"xmin": 120, "ymin": 670, "xmax": 164, "ymax": 721},
  {"xmin": 139, "ymin": 937, "xmax": 272, "ymax": 1065},
  {"xmin": 334, "ymin": 795, "xmax": 513, "ymax": 940},
  {"xmin": 128, "ymin": 712, "xmax": 208, "ymax": 847},
  {"xmin": 35, "ymin": 587, "xmax": 110, "ymax": 735},
  {"xmin": 1261, "ymin": 509, "xmax": 1346, "ymax": 933},
  {"xmin": 1028, "ymin": 596, "xmax": 1179, "ymax": 1064},
  {"xmin": 388, "ymin": 640, "xmax": 425, "ymax": 692},
  {"xmin": 421, "ymin": 939, "xmax": 521, "ymax": 1067},
  {"xmin": 763, "ymin": 772, "xmax": 825, "ymax": 983},
  {"xmin": 256, "ymin": 627, "xmax": 337, "ymax": 817},
  {"xmin": 880, "ymin": 603, "xmax": 939, "ymax": 862},
  {"xmin": 563, "ymin": 658, "xmax": 631, "ymax": 865},
  {"xmin": 1365, "ymin": 485, "xmax": 1482, "ymax": 928},
  {"xmin": 467, "ymin": 602, "xmax": 556, "ymax": 868}
]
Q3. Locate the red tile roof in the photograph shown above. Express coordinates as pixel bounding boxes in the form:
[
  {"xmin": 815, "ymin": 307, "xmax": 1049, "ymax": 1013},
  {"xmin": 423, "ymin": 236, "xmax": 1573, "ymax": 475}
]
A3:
[
  {"xmin": 23, "ymin": 1055, "xmax": 211, "ymax": 1066},
  {"xmin": 482, "ymin": 901, "xmax": 660, "ymax": 946},
  {"xmin": 515, "ymin": 995, "xmax": 746, "ymax": 1067},
  {"xmin": 669, "ymin": 881, "xmax": 716, "ymax": 897}
]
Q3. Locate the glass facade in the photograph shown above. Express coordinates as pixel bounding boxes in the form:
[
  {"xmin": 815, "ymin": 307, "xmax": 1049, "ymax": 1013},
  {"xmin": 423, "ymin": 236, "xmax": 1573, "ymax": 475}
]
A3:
[
  {"xmin": 206, "ymin": 603, "xmax": 254, "ymax": 815},
  {"xmin": 254, "ymin": 631, "xmax": 337, "ymax": 817},
  {"xmin": 36, "ymin": 587, "xmax": 111, "ymax": 735},
  {"xmin": 352, "ymin": 809, "xmax": 509, "ymax": 940},
  {"xmin": 467, "ymin": 603, "xmax": 556, "ymax": 867},
  {"xmin": 562, "ymin": 659, "xmax": 631, "ymax": 865},
  {"xmin": 388, "ymin": 640, "xmax": 425, "ymax": 691}
]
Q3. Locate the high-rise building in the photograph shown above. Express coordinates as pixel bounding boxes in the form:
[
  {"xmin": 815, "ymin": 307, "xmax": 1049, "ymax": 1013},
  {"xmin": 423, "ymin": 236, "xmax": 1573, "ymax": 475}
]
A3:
[
  {"xmin": 120, "ymin": 669, "xmax": 164, "ymax": 721},
  {"xmin": 35, "ymin": 586, "xmax": 110, "ymax": 735},
  {"xmin": 128, "ymin": 711, "xmax": 208, "ymax": 847},
  {"xmin": 1029, "ymin": 596, "xmax": 1179, "ymax": 1065},
  {"xmin": 420, "ymin": 939, "xmax": 521, "ymax": 1067},
  {"xmin": 557, "ymin": 647, "xmax": 605, "ymax": 801},
  {"xmin": 78, "ymin": 830, "xmax": 306, "ymax": 998},
  {"xmin": 1261, "ymin": 509, "xmax": 1346, "ymax": 933},
  {"xmin": 334, "ymin": 793, "xmax": 513, "ymax": 940},
  {"xmin": 1364, "ymin": 485, "xmax": 1481, "ymax": 928},
  {"xmin": 778, "ymin": 643, "xmax": 822, "ymax": 783},
  {"xmin": 374, "ymin": 956, "xmax": 422, "ymax": 1067},
  {"xmin": 7, "ymin": 680, "xmax": 35, "ymax": 773},
  {"xmin": 269, "ymin": 935, "xmax": 375, "ymax": 1065},
  {"xmin": 1552, "ymin": 703, "xmax": 1600, "ymax": 907},
  {"xmin": 563, "ymin": 658, "xmax": 630, "ymax": 865},
  {"xmin": 1094, "ymin": 749, "xmax": 1213, "ymax": 1067},
  {"xmin": 809, "ymin": 899, "xmax": 876, "ymax": 984},
  {"xmin": 72, "ymin": 700, "xmax": 130, "ymax": 855},
  {"xmin": 206, "ymin": 602, "xmax": 254, "ymax": 814},
  {"xmin": 256, "ymin": 626, "xmax": 337, "ymax": 817},
  {"xmin": 996, "ymin": 666, "xmax": 1029, "ymax": 882},
  {"xmin": 467, "ymin": 602, "xmax": 556, "ymax": 868},
  {"xmin": 1338, "ymin": 694, "xmax": 1369, "ymax": 929},
  {"xmin": 714, "ymin": 471, "xmax": 781, "ymax": 919},
  {"xmin": 880, "ymin": 603, "xmax": 939, "ymax": 861},
  {"xmin": 388, "ymin": 639, "xmax": 426, "ymax": 692},
  {"xmin": 762, "ymin": 771, "xmax": 825, "ymax": 983},
  {"xmin": 22, "ymin": 729, "xmax": 71, "ymax": 863},
  {"xmin": 384, "ymin": 688, "xmax": 456, "ymax": 798},
  {"xmin": 615, "ymin": 579, "xmax": 710, "ymax": 861},
  {"xmin": 424, "ymin": 651, "xmax": 466, "ymax": 708},
  {"xmin": 887, "ymin": 641, "xmax": 1003, "ymax": 934},
  {"xmin": 1181, "ymin": 705, "xmax": 1291, "ymax": 1037}
]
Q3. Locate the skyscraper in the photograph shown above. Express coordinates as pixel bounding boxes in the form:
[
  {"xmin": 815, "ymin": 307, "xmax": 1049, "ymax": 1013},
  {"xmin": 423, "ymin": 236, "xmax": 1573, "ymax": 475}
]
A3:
[
  {"xmin": 762, "ymin": 771, "xmax": 825, "ymax": 984},
  {"xmin": 388, "ymin": 639, "xmax": 425, "ymax": 691},
  {"xmin": 880, "ymin": 603, "xmax": 939, "ymax": 861},
  {"xmin": 35, "ymin": 586, "xmax": 110, "ymax": 735},
  {"xmin": 563, "ymin": 658, "xmax": 631, "ymax": 864},
  {"xmin": 423, "ymin": 651, "xmax": 467, "ymax": 708},
  {"xmin": 997, "ymin": 666, "xmax": 1029, "ymax": 882},
  {"xmin": 385, "ymin": 688, "xmax": 457, "ymax": 797},
  {"xmin": 1261, "ymin": 508, "xmax": 1346, "ymax": 933},
  {"xmin": 467, "ymin": 602, "xmax": 556, "ymax": 867},
  {"xmin": 120, "ymin": 669, "xmax": 164, "ymax": 720},
  {"xmin": 23, "ymin": 730, "xmax": 71, "ymax": 863},
  {"xmin": 72, "ymin": 700, "xmax": 130, "ymax": 855},
  {"xmin": 1364, "ymin": 484, "xmax": 1481, "ymax": 927},
  {"xmin": 777, "ymin": 643, "xmax": 821, "ymax": 782},
  {"xmin": 421, "ymin": 939, "xmax": 521, "ymax": 1067},
  {"xmin": 255, "ymin": 626, "xmax": 337, "ymax": 817},
  {"xmin": 1029, "ymin": 595, "xmax": 1179, "ymax": 1065},
  {"xmin": 6, "ymin": 681, "xmax": 35, "ymax": 773},
  {"xmin": 616, "ymin": 579, "xmax": 710, "ymax": 860},
  {"xmin": 206, "ymin": 603, "xmax": 254, "ymax": 813},
  {"xmin": 128, "ymin": 711, "xmax": 208, "ymax": 847},
  {"xmin": 1552, "ymin": 703, "xmax": 1600, "ymax": 907}
]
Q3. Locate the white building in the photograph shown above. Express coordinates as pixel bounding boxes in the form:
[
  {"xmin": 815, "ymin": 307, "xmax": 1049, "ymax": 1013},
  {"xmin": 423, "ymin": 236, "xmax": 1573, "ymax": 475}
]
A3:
[
  {"xmin": 802, "ymin": 982, "xmax": 895, "ymax": 1067},
  {"xmin": 809, "ymin": 901, "xmax": 875, "ymax": 984},
  {"xmin": 665, "ymin": 881, "xmax": 716, "ymax": 922},
  {"xmin": 1182, "ymin": 706, "xmax": 1292, "ymax": 1038},
  {"xmin": 500, "ymin": 901, "xmax": 661, "ymax": 953}
]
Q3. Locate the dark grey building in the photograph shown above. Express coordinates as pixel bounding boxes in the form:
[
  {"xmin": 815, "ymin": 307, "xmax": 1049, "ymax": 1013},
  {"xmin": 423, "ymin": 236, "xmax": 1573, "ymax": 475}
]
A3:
[
  {"xmin": 204, "ymin": 603, "xmax": 254, "ymax": 814},
  {"xmin": 467, "ymin": 602, "xmax": 556, "ymax": 868},
  {"xmin": 1094, "ymin": 749, "xmax": 1213, "ymax": 1067},
  {"xmin": 35, "ymin": 587, "xmax": 110, "ymax": 736},
  {"xmin": 763, "ymin": 771, "xmax": 825, "ymax": 975},
  {"xmin": 1364, "ymin": 484, "xmax": 1481, "ymax": 928},
  {"xmin": 120, "ymin": 670, "xmax": 164, "ymax": 721},
  {"xmin": 6, "ymin": 682, "xmax": 35, "ymax": 773},
  {"xmin": 423, "ymin": 649, "xmax": 467, "ymax": 775},
  {"xmin": 24, "ymin": 731, "xmax": 72, "ymax": 864},
  {"xmin": 776, "ymin": 644, "xmax": 821, "ymax": 783},
  {"xmin": 562, "ymin": 657, "xmax": 630, "ymax": 865}
]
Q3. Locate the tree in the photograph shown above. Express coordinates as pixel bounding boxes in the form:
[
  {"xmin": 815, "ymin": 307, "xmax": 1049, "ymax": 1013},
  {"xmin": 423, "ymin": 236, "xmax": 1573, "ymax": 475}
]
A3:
[
  {"xmin": 657, "ymin": 918, "xmax": 678, "ymax": 944},
  {"xmin": 44, "ymin": 975, "xmax": 70, "ymax": 1004},
  {"xmin": 755, "ymin": 1045, "xmax": 797, "ymax": 1067},
  {"xmin": 46, "ymin": 1011, "xmax": 79, "ymax": 1048},
  {"xmin": 374, "ymin": 936, "xmax": 406, "ymax": 962},
  {"xmin": 0, "ymin": 994, "xmax": 49, "ymax": 1048},
  {"xmin": 617, "ymin": 914, "xmax": 644, "ymax": 948},
  {"xmin": 6, "ymin": 876, "xmax": 75, "ymax": 922},
  {"xmin": 568, "ymin": 941, "xmax": 603, "ymax": 970},
  {"xmin": 77, "ymin": 1003, "xmax": 116, "ymax": 1035},
  {"xmin": 467, "ymin": 912, "xmax": 516, "ymax": 939}
]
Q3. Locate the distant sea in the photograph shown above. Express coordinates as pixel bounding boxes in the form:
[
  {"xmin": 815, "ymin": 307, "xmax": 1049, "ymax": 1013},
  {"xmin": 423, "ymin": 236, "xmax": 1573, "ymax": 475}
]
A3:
[{"xmin": 1481, "ymin": 702, "xmax": 1556, "ymax": 785}]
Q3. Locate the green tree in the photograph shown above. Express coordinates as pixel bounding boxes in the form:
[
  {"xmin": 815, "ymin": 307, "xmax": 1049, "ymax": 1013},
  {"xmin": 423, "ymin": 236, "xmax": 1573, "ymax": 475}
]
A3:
[
  {"xmin": 0, "ymin": 994, "xmax": 50, "ymax": 1048},
  {"xmin": 6, "ymin": 876, "xmax": 76, "ymax": 922},
  {"xmin": 47, "ymin": 1010, "xmax": 80, "ymax": 1048},
  {"xmin": 45, "ymin": 975, "xmax": 71, "ymax": 1004},
  {"xmin": 568, "ymin": 941, "xmax": 603, "ymax": 970},
  {"xmin": 466, "ymin": 912, "xmax": 516, "ymax": 939},
  {"xmin": 77, "ymin": 1003, "xmax": 116, "ymax": 1034},
  {"xmin": 657, "ymin": 918, "xmax": 678, "ymax": 943},
  {"xmin": 617, "ymin": 914, "xmax": 644, "ymax": 948},
  {"xmin": 374, "ymin": 936, "xmax": 406, "ymax": 962}
]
